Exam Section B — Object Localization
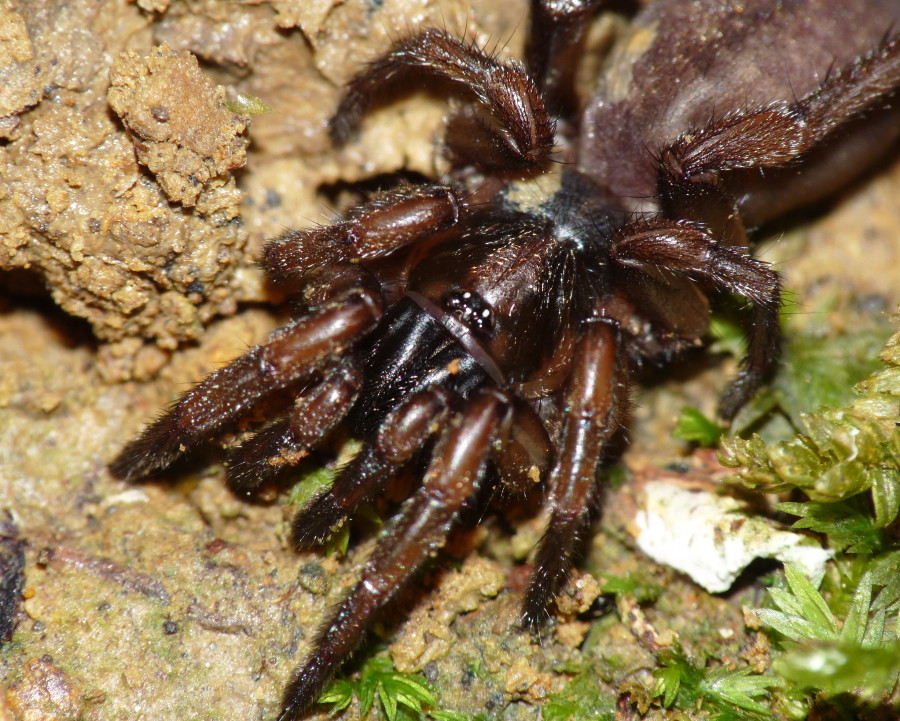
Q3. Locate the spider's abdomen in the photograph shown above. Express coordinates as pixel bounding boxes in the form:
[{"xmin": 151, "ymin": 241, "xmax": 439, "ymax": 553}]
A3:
[{"xmin": 581, "ymin": 0, "xmax": 900, "ymax": 220}]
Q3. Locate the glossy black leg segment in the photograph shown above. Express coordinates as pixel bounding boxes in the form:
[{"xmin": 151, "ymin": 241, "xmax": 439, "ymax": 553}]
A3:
[
  {"xmin": 522, "ymin": 322, "xmax": 626, "ymax": 628},
  {"xmin": 226, "ymin": 360, "xmax": 363, "ymax": 496},
  {"xmin": 291, "ymin": 387, "xmax": 451, "ymax": 548},
  {"xmin": 611, "ymin": 218, "xmax": 781, "ymax": 419},
  {"xmin": 329, "ymin": 29, "xmax": 554, "ymax": 169},
  {"xmin": 109, "ymin": 290, "xmax": 382, "ymax": 481},
  {"xmin": 277, "ymin": 388, "xmax": 510, "ymax": 721},
  {"xmin": 526, "ymin": 0, "xmax": 604, "ymax": 117}
]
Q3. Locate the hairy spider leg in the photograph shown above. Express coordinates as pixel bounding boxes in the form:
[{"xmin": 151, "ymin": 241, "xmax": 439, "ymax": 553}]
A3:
[
  {"xmin": 264, "ymin": 185, "xmax": 461, "ymax": 283},
  {"xmin": 290, "ymin": 387, "xmax": 451, "ymax": 548},
  {"xmin": 231, "ymin": 182, "xmax": 465, "ymax": 490},
  {"xmin": 522, "ymin": 321, "xmax": 627, "ymax": 628},
  {"xmin": 661, "ymin": 35, "xmax": 900, "ymax": 188},
  {"xmin": 610, "ymin": 218, "xmax": 781, "ymax": 419},
  {"xmin": 289, "ymin": 337, "xmax": 550, "ymax": 566},
  {"xmin": 226, "ymin": 359, "xmax": 363, "ymax": 495},
  {"xmin": 328, "ymin": 28, "xmax": 555, "ymax": 170},
  {"xmin": 802, "ymin": 35, "xmax": 900, "ymax": 140},
  {"xmin": 109, "ymin": 289, "xmax": 383, "ymax": 481},
  {"xmin": 656, "ymin": 35, "xmax": 900, "ymax": 417},
  {"xmin": 658, "ymin": 37, "xmax": 900, "ymax": 194},
  {"xmin": 277, "ymin": 387, "xmax": 512, "ymax": 721}
]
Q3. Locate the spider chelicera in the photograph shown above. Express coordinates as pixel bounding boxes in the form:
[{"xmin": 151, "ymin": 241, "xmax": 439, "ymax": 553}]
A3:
[{"xmin": 112, "ymin": 0, "xmax": 900, "ymax": 717}]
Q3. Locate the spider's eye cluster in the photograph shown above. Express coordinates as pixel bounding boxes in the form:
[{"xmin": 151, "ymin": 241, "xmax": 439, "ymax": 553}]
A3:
[{"xmin": 443, "ymin": 289, "xmax": 493, "ymax": 336}]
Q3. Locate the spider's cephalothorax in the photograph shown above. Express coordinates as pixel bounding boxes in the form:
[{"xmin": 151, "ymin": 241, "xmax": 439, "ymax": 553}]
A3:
[{"xmin": 111, "ymin": 0, "xmax": 900, "ymax": 718}]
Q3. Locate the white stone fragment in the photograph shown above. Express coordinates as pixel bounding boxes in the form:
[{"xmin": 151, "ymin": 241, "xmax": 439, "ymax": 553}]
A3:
[
  {"xmin": 633, "ymin": 481, "xmax": 832, "ymax": 593},
  {"xmin": 102, "ymin": 488, "xmax": 151, "ymax": 505}
]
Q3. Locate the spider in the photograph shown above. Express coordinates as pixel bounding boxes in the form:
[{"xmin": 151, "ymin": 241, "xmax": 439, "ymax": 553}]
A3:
[{"xmin": 111, "ymin": 0, "xmax": 900, "ymax": 718}]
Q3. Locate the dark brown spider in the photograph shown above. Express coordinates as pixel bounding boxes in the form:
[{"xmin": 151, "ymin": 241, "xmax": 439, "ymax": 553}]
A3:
[{"xmin": 111, "ymin": 0, "xmax": 900, "ymax": 718}]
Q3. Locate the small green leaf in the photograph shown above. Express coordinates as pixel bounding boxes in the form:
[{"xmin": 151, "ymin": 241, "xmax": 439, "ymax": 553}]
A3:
[
  {"xmin": 390, "ymin": 677, "xmax": 436, "ymax": 705},
  {"xmin": 755, "ymin": 609, "xmax": 835, "ymax": 643},
  {"xmin": 652, "ymin": 665, "xmax": 682, "ymax": 708},
  {"xmin": 777, "ymin": 499, "xmax": 885, "ymax": 554},
  {"xmin": 380, "ymin": 681, "xmax": 398, "ymax": 721},
  {"xmin": 840, "ymin": 572, "xmax": 873, "ymax": 647},
  {"xmin": 673, "ymin": 406, "xmax": 725, "ymax": 446},
  {"xmin": 429, "ymin": 712, "xmax": 470, "ymax": 721},
  {"xmin": 784, "ymin": 565, "xmax": 838, "ymax": 637},
  {"xmin": 699, "ymin": 667, "xmax": 779, "ymax": 715},
  {"xmin": 318, "ymin": 679, "xmax": 354, "ymax": 713},
  {"xmin": 871, "ymin": 467, "xmax": 900, "ymax": 528},
  {"xmin": 357, "ymin": 670, "xmax": 377, "ymax": 716}
]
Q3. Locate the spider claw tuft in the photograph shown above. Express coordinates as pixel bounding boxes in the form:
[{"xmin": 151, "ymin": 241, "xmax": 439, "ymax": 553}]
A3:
[
  {"xmin": 291, "ymin": 493, "xmax": 347, "ymax": 550},
  {"xmin": 109, "ymin": 409, "xmax": 188, "ymax": 481},
  {"xmin": 277, "ymin": 654, "xmax": 334, "ymax": 721}
]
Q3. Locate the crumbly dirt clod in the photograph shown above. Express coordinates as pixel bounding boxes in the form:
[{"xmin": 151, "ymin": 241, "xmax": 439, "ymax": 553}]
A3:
[
  {"xmin": 390, "ymin": 556, "xmax": 505, "ymax": 673},
  {"xmin": 0, "ymin": 0, "xmax": 250, "ymax": 377},
  {"xmin": 107, "ymin": 44, "xmax": 248, "ymax": 210}
]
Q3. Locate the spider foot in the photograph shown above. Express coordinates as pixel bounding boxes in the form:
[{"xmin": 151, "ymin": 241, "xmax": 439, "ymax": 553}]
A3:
[
  {"xmin": 110, "ymin": 293, "xmax": 381, "ymax": 482},
  {"xmin": 278, "ymin": 389, "xmax": 509, "ymax": 719}
]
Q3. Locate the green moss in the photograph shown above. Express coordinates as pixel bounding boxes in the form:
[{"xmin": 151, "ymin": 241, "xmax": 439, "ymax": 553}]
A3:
[
  {"xmin": 756, "ymin": 562, "xmax": 900, "ymax": 706},
  {"xmin": 319, "ymin": 654, "xmax": 465, "ymax": 721},
  {"xmin": 717, "ymin": 309, "xmax": 900, "ymax": 716},
  {"xmin": 599, "ymin": 572, "xmax": 663, "ymax": 605},
  {"xmin": 543, "ymin": 672, "xmax": 617, "ymax": 721},
  {"xmin": 652, "ymin": 648, "xmax": 779, "ymax": 719},
  {"xmin": 728, "ymin": 307, "xmax": 895, "ymax": 436},
  {"xmin": 721, "ymin": 314, "xmax": 900, "ymax": 524}
]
